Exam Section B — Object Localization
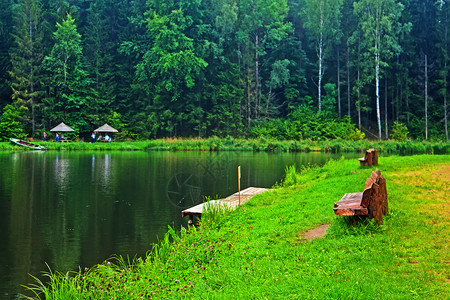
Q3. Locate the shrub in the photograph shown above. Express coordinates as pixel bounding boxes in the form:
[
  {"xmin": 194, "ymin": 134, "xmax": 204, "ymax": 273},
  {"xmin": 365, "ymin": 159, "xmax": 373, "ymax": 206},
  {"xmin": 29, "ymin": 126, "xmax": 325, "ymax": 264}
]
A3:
[
  {"xmin": 0, "ymin": 104, "xmax": 27, "ymax": 141},
  {"xmin": 391, "ymin": 121, "xmax": 409, "ymax": 141}
]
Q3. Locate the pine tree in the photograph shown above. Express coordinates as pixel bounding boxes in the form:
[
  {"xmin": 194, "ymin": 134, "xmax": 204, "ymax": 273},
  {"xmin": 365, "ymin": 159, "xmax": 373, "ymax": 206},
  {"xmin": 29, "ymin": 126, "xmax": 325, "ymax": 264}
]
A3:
[
  {"xmin": 0, "ymin": 0, "xmax": 14, "ymax": 109},
  {"xmin": 8, "ymin": 0, "xmax": 45, "ymax": 137}
]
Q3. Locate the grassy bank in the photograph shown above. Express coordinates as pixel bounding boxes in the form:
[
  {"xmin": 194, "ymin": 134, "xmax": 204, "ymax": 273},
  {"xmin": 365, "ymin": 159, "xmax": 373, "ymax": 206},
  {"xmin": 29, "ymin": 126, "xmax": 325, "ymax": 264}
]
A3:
[
  {"xmin": 1, "ymin": 137, "xmax": 449, "ymax": 153},
  {"xmin": 26, "ymin": 155, "xmax": 449, "ymax": 299}
]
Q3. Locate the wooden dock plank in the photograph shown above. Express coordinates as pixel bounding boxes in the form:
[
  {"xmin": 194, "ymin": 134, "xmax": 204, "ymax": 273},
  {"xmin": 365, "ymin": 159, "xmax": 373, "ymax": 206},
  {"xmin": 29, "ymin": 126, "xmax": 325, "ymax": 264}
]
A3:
[{"xmin": 181, "ymin": 187, "xmax": 269, "ymax": 218}]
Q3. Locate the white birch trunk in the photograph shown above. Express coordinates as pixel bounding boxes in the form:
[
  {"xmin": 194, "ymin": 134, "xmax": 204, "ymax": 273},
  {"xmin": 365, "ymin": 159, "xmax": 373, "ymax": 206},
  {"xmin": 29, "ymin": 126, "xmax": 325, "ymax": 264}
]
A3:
[
  {"xmin": 255, "ymin": 31, "xmax": 259, "ymax": 119},
  {"xmin": 318, "ymin": 24, "xmax": 323, "ymax": 111},
  {"xmin": 357, "ymin": 66, "xmax": 361, "ymax": 130},
  {"xmin": 385, "ymin": 77, "xmax": 388, "ymax": 139},
  {"xmin": 347, "ymin": 44, "xmax": 351, "ymax": 117},
  {"xmin": 376, "ymin": 45, "xmax": 381, "ymax": 140},
  {"xmin": 425, "ymin": 54, "xmax": 428, "ymax": 140},
  {"xmin": 445, "ymin": 58, "xmax": 449, "ymax": 141},
  {"xmin": 337, "ymin": 46, "xmax": 341, "ymax": 117},
  {"xmin": 445, "ymin": 21, "xmax": 449, "ymax": 142}
]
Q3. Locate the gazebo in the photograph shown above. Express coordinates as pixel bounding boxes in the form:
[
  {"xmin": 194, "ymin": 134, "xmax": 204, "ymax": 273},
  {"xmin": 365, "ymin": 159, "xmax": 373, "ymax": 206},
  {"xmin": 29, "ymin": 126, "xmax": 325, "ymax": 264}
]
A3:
[
  {"xmin": 94, "ymin": 124, "xmax": 118, "ymax": 142},
  {"xmin": 50, "ymin": 122, "xmax": 74, "ymax": 141}
]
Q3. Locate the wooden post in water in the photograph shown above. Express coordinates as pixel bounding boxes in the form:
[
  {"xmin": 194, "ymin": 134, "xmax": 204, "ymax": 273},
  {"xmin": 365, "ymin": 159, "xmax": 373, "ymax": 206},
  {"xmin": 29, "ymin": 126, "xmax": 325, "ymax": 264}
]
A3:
[{"xmin": 238, "ymin": 166, "xmax": 241, "ymax": 208}]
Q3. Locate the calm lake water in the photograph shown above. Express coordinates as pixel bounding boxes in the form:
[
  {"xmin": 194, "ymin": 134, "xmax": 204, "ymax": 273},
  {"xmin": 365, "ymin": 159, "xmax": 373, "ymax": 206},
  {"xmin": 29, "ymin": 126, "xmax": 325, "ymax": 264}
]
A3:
[{"xmin": 0, "ymin": 150, "xmax": 360, "ymax": 299}]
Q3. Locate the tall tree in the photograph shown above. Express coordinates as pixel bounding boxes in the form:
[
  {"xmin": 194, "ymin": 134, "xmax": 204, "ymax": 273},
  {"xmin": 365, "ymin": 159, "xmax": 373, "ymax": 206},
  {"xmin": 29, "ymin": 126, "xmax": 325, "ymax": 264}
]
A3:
[
  {"xmin": 42, "ymin": 14, "xmax": 91, "ymax": 131},
  {"xmin": 0, "ymin": 0, "xmax": 14, "ymax": 109},
  {"xmin": 84, "ymin": 0, "xmax": 127, "ymax": 126},
  {"xmin": 136, "ymin": 7, "xmax": 207, "ymax": 102},
  {"xmin": 437, "ymin": 0, "xmax": 449, "ymax": 142},
  {"xmin": 302, "ymin": 0, "xmax": 343, "ymax": 111},
  {"xmin": 354, "ymin": 0, "xmax": 405, "ymax": 140},
  {"xmin": 8, "ymin": 0, "xmax": 45, "ymax": 137},
  {"xmin": 237, "ymin": 0, "xmax": 291, "ymax": 120},
  {"xmin": 341, "ymin": 0, "xmax": 358, "ymax": 118}
]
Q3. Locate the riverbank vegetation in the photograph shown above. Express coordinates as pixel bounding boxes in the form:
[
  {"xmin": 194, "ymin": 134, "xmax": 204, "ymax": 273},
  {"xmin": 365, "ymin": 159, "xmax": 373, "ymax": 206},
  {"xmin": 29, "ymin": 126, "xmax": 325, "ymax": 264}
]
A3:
[
  {"xmin": 1, "ymin": 138, "xmax": 449, "ymax": 154},
  {"xmin": 1, "ymin": 1, "xmax": 450, "ymax": 142},
  {"xmin": 25, "ymin": 155, "xmax": 449, "ymax": 299}
]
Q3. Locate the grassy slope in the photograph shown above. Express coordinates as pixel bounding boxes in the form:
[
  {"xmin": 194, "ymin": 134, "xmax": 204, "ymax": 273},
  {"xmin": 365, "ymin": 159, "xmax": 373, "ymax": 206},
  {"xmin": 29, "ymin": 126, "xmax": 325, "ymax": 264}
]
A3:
[{"xmin": 28, "ymin": 155, "xmax": 449, "ymax": 299}]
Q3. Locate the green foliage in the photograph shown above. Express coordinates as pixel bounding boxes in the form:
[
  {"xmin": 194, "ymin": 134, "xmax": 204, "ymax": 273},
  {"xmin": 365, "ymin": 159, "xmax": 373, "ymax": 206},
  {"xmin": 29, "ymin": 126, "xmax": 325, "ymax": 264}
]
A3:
[
  {"xmin": 251, "ymin": 106, "xmax": 364, "ymax": 141},
  {"xmin": 390, "ymin": 121, "xmax": 409, "ymax": 141},
  {"xmin": 322, "ymin": 83, "xmax": 337, "ymax": 116},
  {"xmin": 0, "ymin": 104, "xmax": 27, "ymax": 140},
  {"xmin": 136, "ymin": 7, "xmax": 207, "ymax": 101},
  {"xmin": 42, "ymin": 14, "xmax": 92, "ymax": 132}
]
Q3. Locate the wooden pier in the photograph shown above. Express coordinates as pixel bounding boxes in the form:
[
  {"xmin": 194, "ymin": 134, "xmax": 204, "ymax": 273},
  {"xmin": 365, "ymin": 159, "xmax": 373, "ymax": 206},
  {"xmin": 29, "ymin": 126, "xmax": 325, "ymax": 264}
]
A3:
[{"xmin": 181, "ymin": 187, "xmax": 269, "ymax": 224}]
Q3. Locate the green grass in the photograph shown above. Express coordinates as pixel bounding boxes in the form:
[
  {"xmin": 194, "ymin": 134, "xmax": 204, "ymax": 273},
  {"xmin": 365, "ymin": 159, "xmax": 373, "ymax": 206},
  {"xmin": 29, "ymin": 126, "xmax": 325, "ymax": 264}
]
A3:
[
  {"xmin": 1, "ymin": 137, "xmax": 449, "ymax": 153},
  {"xmin": 24, "ymin": 154, "xmax": 449, "ymax": 299}
]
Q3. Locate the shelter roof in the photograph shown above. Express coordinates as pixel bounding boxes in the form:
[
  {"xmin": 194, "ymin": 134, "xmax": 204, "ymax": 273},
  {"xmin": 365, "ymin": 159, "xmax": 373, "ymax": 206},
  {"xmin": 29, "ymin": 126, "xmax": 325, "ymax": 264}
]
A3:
[
  {"xmin": 94, "ymin": 123, "xmax": 118, "ymax": 133},
  {"xmin": 50, "ymin": 122, "xmax": 74, "ymax": 132}
]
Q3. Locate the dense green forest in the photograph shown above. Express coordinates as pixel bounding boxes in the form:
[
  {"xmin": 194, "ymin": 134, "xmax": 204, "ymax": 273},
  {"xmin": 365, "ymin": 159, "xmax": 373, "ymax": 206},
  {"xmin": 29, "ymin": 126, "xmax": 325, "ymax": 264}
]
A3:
[{"xmin": 0, "ymin": 0, "xmax": 448, "ymax": 141}]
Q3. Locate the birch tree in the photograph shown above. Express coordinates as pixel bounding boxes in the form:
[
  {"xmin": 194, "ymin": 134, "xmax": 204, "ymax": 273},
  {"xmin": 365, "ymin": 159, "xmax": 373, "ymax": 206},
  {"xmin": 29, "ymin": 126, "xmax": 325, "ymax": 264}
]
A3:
[
  {"xmin": 437, "ymin": 0, "xmax": 449, "ymax": 142},
  {"xmin": 354, "ymin": 0, "xmax": 405, "ymax": 140},
  {"xmin": 302, "ymin": 0, "xmax": 342, "ymax": 111},
  {"xmin": 238, "ymin": 0, "xmax": 291, "ymax": 119}
]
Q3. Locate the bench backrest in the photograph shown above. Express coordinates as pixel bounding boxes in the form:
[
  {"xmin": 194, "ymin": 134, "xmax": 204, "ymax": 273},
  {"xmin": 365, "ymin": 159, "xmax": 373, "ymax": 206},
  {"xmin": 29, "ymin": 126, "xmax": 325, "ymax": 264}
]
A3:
[
  {"xmin": 360, "ymin": 168, "xmax": 388, "ymax": 222},
  {"xmin": 360, "ymin": 169, "xmax": 379, "ymax": 207},
  {"xmin": 370, "ymin": 149, "xmax": 378, "ymax": 166},
  {"xmin": 363, "ymin": 148, "xmax": 378, "ymax": 166}
]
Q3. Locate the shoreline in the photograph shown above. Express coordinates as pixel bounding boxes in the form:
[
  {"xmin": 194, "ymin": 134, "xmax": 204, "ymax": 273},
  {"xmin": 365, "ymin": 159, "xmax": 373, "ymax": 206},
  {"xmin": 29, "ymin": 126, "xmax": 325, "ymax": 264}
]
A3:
[{"xmin": 1, "ymin": 138, "xmax": 449, "ymax": 154}]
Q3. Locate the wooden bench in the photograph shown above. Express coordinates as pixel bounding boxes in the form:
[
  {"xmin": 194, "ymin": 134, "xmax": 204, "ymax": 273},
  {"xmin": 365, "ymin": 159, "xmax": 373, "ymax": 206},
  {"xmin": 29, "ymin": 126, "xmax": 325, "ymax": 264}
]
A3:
[
  {"xmin": 334, "ymin": 169, "xmax": 388, "ymax": 224},
  {"xmin": 358, "ymin": 148, "xmax": 378, "ymax": 166}
]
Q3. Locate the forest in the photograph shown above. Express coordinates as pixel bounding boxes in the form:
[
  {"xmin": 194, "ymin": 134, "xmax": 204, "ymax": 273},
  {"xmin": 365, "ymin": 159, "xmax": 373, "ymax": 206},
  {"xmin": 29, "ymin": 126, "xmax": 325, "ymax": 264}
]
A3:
[{"xmin": 0, "ymin": 0, "xmax": 449, "ymax": 141}]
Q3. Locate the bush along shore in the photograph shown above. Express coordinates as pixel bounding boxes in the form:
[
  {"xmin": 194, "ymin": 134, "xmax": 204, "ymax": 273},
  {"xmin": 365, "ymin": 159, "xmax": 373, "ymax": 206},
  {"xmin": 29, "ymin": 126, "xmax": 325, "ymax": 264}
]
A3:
[
  {"xmin": 25, "ymin": 155, "xmax": 449, "ymax": 299},
  {"xmin": 1, "ymin": 138, "xmax": 449, "ymax": 154}
]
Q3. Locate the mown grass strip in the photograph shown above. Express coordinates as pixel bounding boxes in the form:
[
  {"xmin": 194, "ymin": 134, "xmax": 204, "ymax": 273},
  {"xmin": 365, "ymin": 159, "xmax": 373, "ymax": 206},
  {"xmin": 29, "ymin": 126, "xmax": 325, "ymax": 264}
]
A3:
[{"xmin": 24, "ymin": 155, "xmax": 449, "ymax": 299}]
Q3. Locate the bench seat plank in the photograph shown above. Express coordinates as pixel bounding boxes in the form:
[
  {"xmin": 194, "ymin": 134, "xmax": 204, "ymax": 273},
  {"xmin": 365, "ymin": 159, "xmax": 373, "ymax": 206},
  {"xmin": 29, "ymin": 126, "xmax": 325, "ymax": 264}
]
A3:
[
  {"xmin": 334, "ymin": 192, "xmax": 368, "ymax": 216},
  {"xmin": 334, "ymin": 192, "xmax": 363, "ymax": 206}
]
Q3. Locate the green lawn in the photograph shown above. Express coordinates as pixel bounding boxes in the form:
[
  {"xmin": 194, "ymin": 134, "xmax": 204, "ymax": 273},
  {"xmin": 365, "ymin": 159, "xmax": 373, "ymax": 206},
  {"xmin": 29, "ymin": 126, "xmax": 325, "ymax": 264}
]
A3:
[{"xmin": 26, "ymin": 155, "xmax": 449, "ymax": 299}]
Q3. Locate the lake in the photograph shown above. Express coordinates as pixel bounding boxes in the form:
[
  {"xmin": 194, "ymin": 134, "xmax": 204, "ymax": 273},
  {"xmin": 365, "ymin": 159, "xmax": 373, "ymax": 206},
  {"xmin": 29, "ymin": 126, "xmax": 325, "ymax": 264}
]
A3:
[{"xmin": 0, "ymin": 150, "xmax": 360, "ymax": 299}]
